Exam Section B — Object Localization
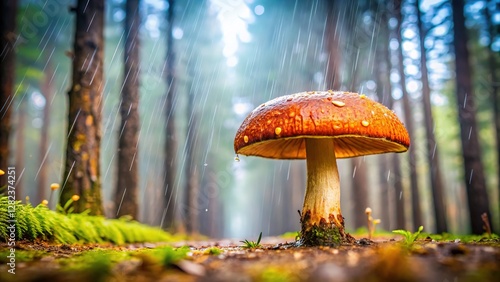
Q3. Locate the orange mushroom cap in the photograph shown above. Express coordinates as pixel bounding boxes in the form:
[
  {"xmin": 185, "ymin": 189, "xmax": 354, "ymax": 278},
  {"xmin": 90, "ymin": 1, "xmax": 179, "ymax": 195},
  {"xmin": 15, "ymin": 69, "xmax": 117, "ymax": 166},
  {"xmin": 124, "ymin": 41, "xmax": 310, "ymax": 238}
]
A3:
[{"xmin": 234, "ymin": 91, "xmax": 410, "ymax": 159}]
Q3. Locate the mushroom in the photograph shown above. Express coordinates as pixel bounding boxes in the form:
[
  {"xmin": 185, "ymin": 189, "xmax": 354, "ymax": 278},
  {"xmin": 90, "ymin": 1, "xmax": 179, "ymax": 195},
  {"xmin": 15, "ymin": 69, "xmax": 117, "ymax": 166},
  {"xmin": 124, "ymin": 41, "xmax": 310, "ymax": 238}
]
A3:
[{"xmin": 234, "ymin": 91, "xmax": 410, "ymax": 246}]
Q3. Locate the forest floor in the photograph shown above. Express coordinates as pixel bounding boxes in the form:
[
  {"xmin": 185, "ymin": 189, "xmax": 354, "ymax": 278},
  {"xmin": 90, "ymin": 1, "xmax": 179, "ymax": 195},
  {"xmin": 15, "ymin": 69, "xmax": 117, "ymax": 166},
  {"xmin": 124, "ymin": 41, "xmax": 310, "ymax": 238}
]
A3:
[{"xmin": 0, "ymin": 233, "xmax": 499, "ymax": 282}]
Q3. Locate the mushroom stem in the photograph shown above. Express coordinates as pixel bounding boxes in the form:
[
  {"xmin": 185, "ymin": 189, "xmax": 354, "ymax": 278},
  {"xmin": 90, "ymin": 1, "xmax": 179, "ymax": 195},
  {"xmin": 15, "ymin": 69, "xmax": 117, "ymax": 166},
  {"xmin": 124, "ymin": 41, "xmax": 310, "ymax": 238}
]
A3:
[{"xmin": 300, "ymin": 138, "xmax": 352, "ymax": 246}]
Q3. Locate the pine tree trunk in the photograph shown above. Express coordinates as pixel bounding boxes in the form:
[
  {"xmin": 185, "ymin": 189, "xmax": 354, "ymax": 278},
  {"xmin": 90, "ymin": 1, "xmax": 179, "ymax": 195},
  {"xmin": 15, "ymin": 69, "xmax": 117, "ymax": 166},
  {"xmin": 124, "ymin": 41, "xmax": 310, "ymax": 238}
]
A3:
[
  {"xmin": 184, "ymin": 59, "xmax": 199, "ymax": 234},
  {"xmin": 115, "ymin": 0, "xmax": 140, "ymax": 219},
  {"xmin": 162, "ymin": 0, "xmax": 178, "ymax": 230},
  {"xmin": 15, "ymin": 100, "xmax": 25, "ymax": 201},
  {"xmin": 348, "ymin": 54, "xmax": 369, "ymax": 230},
  {"xmin": 415, "ymin": 0, "xmax": 448, "ymax": 233},
  {"xmin": 38, "ymin": 61, "xmax": 54, "ymax": 203},
  {"xmin": 395, "ymin": 0, "xmax": 423, "ymax": 231},
  {"xmin": 375, "ymin": 41, "xmax": 393, "ymax": 231},
  {"xmin": 325, "ymin": 0, "xmax": 341, "ymax": 90},
  {"xmin": 289, "ymin": 161, "xmax": 305, "ymax": 232},
  {"xmin": 0, "ymin": 0, "xmax": 17, "ymax": 188},
  {"xmin": 61, "ymin": 0, "xmax": 105, "ymax": 215},
  {"xmin": 452, "ymin": 0, "xmax": 492, "ymax": 234},
  {"xmin": 380, "ymin": 7, "xmax": 407, "ymax": 230},
  {"xmin": 351, "ymin": 157, "xmax": 368, "ymax": 229},
  {"xmin": 484, "ymin": 0, "xmax": 500, "ymax": 233}
]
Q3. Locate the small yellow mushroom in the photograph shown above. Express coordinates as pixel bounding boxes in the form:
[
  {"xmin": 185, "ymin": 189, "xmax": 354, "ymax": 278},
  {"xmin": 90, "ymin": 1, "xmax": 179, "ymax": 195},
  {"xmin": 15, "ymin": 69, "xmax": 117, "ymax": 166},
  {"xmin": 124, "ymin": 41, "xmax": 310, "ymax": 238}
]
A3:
[
  {"xmin": 50, "ymin": 183, "xmax": 60, "ymax": 191},
  {"xmin": 85, "ymin": 115, "xmax": 93, "ymax": 126},
  {"xmin": 72, "ymin": 195, "xmax": 80, "ymax": 202}
]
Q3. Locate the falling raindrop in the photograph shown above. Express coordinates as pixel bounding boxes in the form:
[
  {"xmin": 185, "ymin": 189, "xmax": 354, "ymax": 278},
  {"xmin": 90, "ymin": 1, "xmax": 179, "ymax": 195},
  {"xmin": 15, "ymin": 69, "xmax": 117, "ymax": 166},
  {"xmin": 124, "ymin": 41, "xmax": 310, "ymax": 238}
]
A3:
[
  {"xmin": 204, "ymin": 163, "xmax": 208, "ymax": 166},
  {"xmin": 205, "ymin": 209, "xmax": 208, "ymax": 212},
  {"xmin": 469, "ymin": 169, "xmax": 474, "ymax": 184},
  {"xmin": 116, "ymin": 188, "xmax": 127, "ymax": 216},
  {"xmin": 387, "ymin": 170, "xmax": 391, "ymax": 182}
]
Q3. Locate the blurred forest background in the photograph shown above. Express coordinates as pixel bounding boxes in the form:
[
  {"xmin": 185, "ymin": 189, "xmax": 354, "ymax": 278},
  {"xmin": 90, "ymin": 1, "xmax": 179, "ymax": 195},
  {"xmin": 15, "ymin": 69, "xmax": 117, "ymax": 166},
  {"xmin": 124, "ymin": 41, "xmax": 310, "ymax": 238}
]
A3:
[{"xmin": 0, "ymin": 0, "xmax": 499, "ymax": 239}]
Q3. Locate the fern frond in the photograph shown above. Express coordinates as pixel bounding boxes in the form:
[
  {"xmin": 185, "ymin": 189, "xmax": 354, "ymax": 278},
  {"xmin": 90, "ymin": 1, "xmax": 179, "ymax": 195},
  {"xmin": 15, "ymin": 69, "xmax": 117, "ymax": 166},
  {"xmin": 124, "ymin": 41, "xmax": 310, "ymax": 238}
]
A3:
[{"xmin": 0, "ymin": 196, "xmax": 175, "ymax": 245}]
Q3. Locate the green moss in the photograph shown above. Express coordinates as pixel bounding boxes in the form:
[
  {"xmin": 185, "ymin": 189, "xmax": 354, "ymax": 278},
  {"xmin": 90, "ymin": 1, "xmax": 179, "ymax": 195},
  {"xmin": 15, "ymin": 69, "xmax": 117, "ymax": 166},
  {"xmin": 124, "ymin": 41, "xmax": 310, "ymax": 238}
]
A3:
[
  {"xmin": 0, "ymin": 249, "xmax": 48, "ymax": 263},
  {"xmin": 60, "ymin": 249, "xmax": 119, "ymax": 282},
  {"xmin": 145, "ymin": 246, "xmax": 190, "ymax": 267},
  {"xmin": 260, "ymin": 267, "xmax": 297, "ymax": 282},
  {"xmin": 421, "ymin": 232, "xmax": 499, "ymax": 244},
  {"xmin": 299, "ymin": 211, "xmax": 354, "ymax": 246},
  {"xmin": 205, "ymin": 247, "xmax": 223, "ymax": 255},
  {"xmin": 300, "ymin": 224, "xmax": 344, "ymax": 246}
]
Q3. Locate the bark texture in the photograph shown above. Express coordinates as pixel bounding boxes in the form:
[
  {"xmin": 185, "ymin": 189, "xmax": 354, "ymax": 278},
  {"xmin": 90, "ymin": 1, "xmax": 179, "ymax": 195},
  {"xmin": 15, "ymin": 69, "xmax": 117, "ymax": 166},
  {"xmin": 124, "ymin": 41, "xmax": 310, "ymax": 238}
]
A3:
[
  {"xmin": 324, "ymin": 0, "xmax": 342, "ymax": 90},
  {"xmin": 14, "ymin": 100, "xmax": 25, "ymax": 201},
  {"xmin": 414, "ymin": 0, "xmax": 448, "ymax": 233},
  {"xmin": 375, "ymin": 43, "xmax": 392, "ymax": 231},
  {"xmin": 484, "ymin": 0, "xmax": 500, "ymax": 232},
  {"xmin": 396, "ymin": 0, "xmax": 423, "ymax": 231},
  {"xmin": 61, "ymin": 0, "xmax": 105, "ymax": 215},
  {"xmin": 452, "ymin": 0, "xmax": 492, "ymax": 234},
  {"xmin": 115, "ymin": 0, "xmax": 140, "ymax": 219},
  {"xmin": 184, "ymin": 57, "xmax": 199, "ymax": 234},
  {"xmin": 351, "ymin": 157, "xmax": 368, "ymax": 229},
  {"xmin": 380, "ymin": 5, "xmax": 406, "ymax": 230},
  {"xmin": 162, "ymin": 0, "xmax": 178, "ymax": 230},
  {"xmin": 38, "ymin": 61, "xmax": 54, "ymax": 203},
  {"xmin": 0, "ymin": 0, "xmax": 17, "ymax": 188}
]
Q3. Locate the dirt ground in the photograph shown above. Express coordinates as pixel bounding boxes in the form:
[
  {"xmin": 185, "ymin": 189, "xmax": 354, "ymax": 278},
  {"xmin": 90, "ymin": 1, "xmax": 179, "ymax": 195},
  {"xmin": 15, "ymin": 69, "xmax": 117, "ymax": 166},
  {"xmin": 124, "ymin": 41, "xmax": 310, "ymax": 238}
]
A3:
[{"xmin": 0, "ymin": 235, "xmax": 499, "ymax": 282}]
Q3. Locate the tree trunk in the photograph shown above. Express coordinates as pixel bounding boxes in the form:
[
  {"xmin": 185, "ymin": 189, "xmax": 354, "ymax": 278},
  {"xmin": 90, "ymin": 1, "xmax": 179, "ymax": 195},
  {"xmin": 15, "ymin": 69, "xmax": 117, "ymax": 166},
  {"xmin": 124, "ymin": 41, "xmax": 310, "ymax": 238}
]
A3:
[
  {"xmin": 376, "ymin": 129, "xmax": 391, "ymax": 230},
  {"xmin": 351, "ymin": 157, "xmax": 368, "ymax": 229},
  {"xmin": 348, "ymin": 54, "xmax": 368, "ymax": 230},
  {"xmin": 415, "ymin": 0, "xmax": 448, "ymax": 233},
  {"xmin": 115, "ymin": 0, "xmax": 140, "ymax": 219},
  {"xmin": 60, "ymin": 0, "xmax": 105, "ymax": 215},
  {"xmin": 452, "ymin": 0, "xmax": 492, "ymax": 234},
  {"xmin": 324, "ymin": 0, "xmax": 342, "ymax": 91},
  {"xmin": 38, "ymin": 60, "xmax": 54, "ymax": 203},
  {"xmin": 367, "ymin": 5, "xmax": 406, "ymax": 231},
  {"xmin": 289, "ymin": 161, "xmax": 305, "ymax": 232},
  {"xmin": 162, "ymin": 0, "xmax": 178, "ymax": 230},
  {"xmin": 484, "ymin": 0, "xmax": 500, "ymax": 232},
  {"xmin": 15, "ymin": 99, "xmax": 25, "ymax": 201},
  {"xmin": 0, "ymin": 0, "xmax": 17, "ymax": 188},
  {"xmin": 395, "ymin": 0, "xmax": 423, "ymax": 231},
  {"xmin": 378, "ymin": 5, "xmax": 406, "ymax": 231},
  {"xmin": 184, "ymin": 57, "xmax": 199, "ymax": 234},
  {"xmin": 375, "ymin": 30, "xmax": 393, "ymax": 231}
]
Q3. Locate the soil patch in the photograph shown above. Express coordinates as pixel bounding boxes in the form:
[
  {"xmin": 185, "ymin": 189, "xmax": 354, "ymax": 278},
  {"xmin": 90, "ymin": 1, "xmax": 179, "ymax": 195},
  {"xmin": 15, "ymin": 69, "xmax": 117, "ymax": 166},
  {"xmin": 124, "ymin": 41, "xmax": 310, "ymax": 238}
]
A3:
[{"xmin": 0, "ymin": 236, "xmax": 499, "ymax": 281}]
